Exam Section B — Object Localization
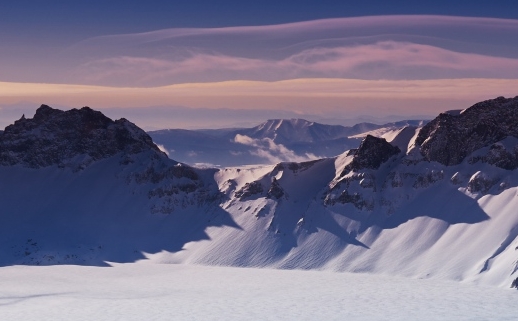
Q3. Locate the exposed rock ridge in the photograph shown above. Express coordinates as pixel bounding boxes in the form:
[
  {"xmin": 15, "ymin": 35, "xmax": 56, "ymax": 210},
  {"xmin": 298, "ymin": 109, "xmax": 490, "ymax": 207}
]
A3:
[
  {"xmin": 0, "ymin": 105, "xmax": 162, "ymax": 168},
  {"xmin": 415, "ymin": 96, "xmax": 518, "ymax": 166}
]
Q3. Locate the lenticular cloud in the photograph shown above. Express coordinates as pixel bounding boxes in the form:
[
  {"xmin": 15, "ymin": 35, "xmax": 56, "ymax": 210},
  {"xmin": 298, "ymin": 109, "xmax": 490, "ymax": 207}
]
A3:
[
  {"xmin": 74, "ymin": 42, "xmax": 518, "ymax": 86},
  {"xmin": 64, "ymin": 15, "xmax": 518, "ymax": 86}
]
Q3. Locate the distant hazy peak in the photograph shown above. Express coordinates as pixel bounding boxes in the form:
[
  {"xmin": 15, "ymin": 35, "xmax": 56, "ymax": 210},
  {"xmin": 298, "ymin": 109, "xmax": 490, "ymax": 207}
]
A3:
[
  {"xmin": 242, "ymin": 118, "xmax": 354, "ymax": 144},
  {"xmin": 261, "ymin": 118, "xmax": 314, "ymax": 127}
]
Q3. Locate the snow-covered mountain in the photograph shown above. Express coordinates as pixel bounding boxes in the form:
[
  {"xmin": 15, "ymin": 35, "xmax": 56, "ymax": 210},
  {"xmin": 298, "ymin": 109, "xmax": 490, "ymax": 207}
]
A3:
[
  {"xmin": 0, "ymin": 105, "xmax": 229, "ymax": 266},
  {"xmin": 2, "ymin": 97, "xmax": 518, "ymax": 288},
  {"xmin": 149, "ymin": 118, "xmax": 426, "ymax": 167},
  {"xmin": 232, "ymin": 118, "xmax": 425, "ymax": 144},
  {"xmin": 230, "ymin": 118, "xmax": 356, "ymax": 144}
]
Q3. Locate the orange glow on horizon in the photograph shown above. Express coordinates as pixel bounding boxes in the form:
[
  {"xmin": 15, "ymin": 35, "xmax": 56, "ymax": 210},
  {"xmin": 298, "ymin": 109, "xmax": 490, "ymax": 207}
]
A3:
[{"xmin": 1, "ymin": 78, "xmax": 517, "ymax": 116}]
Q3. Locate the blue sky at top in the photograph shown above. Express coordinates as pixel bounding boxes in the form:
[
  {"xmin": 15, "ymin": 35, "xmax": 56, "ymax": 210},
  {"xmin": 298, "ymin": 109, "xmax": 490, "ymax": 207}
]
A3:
[{"xmin": 2, "ymin": 0, "xmax": 518, "ymax": 42}]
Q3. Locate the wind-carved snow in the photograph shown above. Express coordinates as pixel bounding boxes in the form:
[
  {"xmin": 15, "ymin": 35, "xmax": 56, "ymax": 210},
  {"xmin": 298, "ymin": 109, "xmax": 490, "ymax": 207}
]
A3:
[{"xmin": 2, "ymin": 98, "xmax": 518, "ymax": 289}]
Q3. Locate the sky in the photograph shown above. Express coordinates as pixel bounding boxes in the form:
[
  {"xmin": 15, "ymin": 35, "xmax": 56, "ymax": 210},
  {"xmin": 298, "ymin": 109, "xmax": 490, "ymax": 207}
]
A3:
[{"xmin": 1, "ymin": 1, "xmax": 518, "ymax": 129}]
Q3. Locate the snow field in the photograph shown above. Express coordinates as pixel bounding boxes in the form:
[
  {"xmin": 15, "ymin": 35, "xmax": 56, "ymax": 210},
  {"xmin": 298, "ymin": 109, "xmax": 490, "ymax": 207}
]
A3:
[{"xmin": 1, "ymin": 264, "xmax": 517, "ymax": 321}]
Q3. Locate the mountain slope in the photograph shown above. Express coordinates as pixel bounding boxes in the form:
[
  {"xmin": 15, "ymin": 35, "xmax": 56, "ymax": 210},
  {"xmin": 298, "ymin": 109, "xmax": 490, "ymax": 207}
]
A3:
[
  {"xmin": 0, "ymin": 105, "xmax": 235, "ymax": 266},
  {"xmin": 153, "ymin": 96, "xmax": 518, "ymax": 286},
  {"xmin": 2, "ymin": 98, "xmax": 518, "ymax": 288}
]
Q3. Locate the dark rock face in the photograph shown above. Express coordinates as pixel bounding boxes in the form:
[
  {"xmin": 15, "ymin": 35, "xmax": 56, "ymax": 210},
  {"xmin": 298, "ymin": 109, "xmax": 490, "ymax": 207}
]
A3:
[
  {"xmin": 467, "ymin": 171, "xmax": 498, "ymax": 194},
  {"xmin": 0, "ymin": 105, "xmax": 162, "ymax": 168},
  {"xmin": 267, "ymin": 178, "xmax": 285, "ymax": 199},
  {"xmin": 324, "ymin": 188, "xmax": 374, "ymax": 210},
  {"xmin": 133, "ymin": 164, "xmax": 199, "ymax": 185},
  {"xmin": 324, "ymin": 172, "xmax": 376, "ymax": 209},
  {"xmin": 413, "ymin": 170, "xmax": 444, "ymax": 189},
  {"xmin": 415, "ymin": 96, "xmax": 518, "ymax": 166},
  {"xmin": 235, "ymin": 181, "xmax": 263, "ymax": 200},
  {"xmin": 341, "ymin": 135, "xmax": 400, "ymax": 176},
  {"xmin": 469, "ymin": 142, "xmax": 518, "ymax": 170},
  {"xmin": 287, "ymin": 159, "xmax": 320, "ymax": 174}
]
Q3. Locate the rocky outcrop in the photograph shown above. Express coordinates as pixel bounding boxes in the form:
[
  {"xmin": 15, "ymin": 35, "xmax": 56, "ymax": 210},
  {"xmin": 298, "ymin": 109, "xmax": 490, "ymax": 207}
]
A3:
[
  {"xmin": 287, "ymin": 159, "xmax": 320, "ymax": 174},
  {"xmin": 467, "ymin": 171, "xmax": 498, "ymax": 193},
  {"xmin": 0, "ymin": 105, "xmax": 163, "ymax": 168},
  {"xmin": 267, "ymin": 178, "xmax": 285, "ymax": 199},
  {"xmin": 324, "ymin": 189, "xmax": 374, "ymax": 210},
  {"xmin": 468, "ymin": 142, "xmax": 518, "ymax": 170},
  {"xmin": 413, "ymin": 170, "xmax": 444, "ymax": 189},
  {"xmin": 415, "ymin": 96, "xmax": 518, "ymax": 166},
  {"xmin": 235, "ymin": 181, "xmax": 264, "ymax": 200},
  {"xmin": 324, "ymin": 172, "xmax": 376, "ymax": 209},
  {"xmin": 341, "ymin": 135, "xmax": 400, "ymax": 176}
]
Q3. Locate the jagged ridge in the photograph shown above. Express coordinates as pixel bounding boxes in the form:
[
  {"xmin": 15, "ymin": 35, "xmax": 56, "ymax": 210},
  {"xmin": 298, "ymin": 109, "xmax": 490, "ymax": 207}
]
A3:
[
  {"xmin": 0, "ymin": 105, "xmax": 162, "ymax": 168},
  {"xmin": 415, "ymin": 96, "xmax": 518, "ymax": 166}
]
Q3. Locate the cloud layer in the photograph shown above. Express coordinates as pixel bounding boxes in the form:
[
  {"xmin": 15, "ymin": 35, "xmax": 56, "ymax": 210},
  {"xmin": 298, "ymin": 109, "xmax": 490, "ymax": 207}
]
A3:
[
  {"xmin": 73, "ymin": 41, "xmax": 518, "ymax": 86},
  {"xmin": 234, "ymin": 134, "xmax": 318, "ymax": 163},
  {"xmin": 60, "ymin": 15, "xmax": 518, "ymax": 86},
  {"xmin": 2, "ymin": 15, "xmax": 518, "ymax": 87}
]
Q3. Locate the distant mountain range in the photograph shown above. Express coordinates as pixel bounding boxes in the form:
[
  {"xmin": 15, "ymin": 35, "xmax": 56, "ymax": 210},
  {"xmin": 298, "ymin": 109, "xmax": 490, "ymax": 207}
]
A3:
[
  {"xmin": 149, "ymin": 118, "xmax": 427, "ymax": 167},
  {"xmin": 1, "ymin": 97, "xmax": 518, "ymax": 288}
]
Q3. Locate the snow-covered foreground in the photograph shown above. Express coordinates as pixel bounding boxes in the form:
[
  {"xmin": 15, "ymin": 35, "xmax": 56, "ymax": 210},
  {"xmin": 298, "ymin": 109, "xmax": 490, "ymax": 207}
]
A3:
[{"xmin": 1, "ymin": 264, "xmax": 517, "ymax": 321}]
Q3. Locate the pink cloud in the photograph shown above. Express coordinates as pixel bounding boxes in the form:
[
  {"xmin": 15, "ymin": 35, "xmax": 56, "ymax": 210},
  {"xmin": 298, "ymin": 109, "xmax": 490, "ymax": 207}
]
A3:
[
  {"xmin": 74, "ymin": 41, "xmax": 518, "ymax": 86},
  {"xmin": 282, "ymin": 42, "xmax": 518, "ymax": 78},
  {"xmin": 55, "ymin": 15, "xmax": 518, "ymax": 86}
]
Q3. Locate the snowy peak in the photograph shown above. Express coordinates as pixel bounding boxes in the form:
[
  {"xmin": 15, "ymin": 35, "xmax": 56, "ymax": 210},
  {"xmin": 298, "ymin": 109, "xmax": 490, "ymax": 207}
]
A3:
[
  {"xmin": 381, "ymin": 125, "xmax": 419, "ymax": 153},
  {"xmin": 415, "ymin": 96, "xmax": 518, "ymax": 166},
  {"xmin": 0, "ymin": 104, "xmax": 163, "ymax": 168},
  {"xmin": 260, "ymin": 119, "xmax": 314, "ymax": 131},
  {"xmin": 239, "ymin": 118, "xmax": 352, "ymax": 144}
]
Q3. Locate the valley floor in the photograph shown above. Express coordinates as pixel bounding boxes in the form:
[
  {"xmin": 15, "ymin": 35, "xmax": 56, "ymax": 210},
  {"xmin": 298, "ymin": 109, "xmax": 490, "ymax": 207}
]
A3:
[{"xmin": 0, "ymin": 264, "xmax": 516, "ymax": 320}]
